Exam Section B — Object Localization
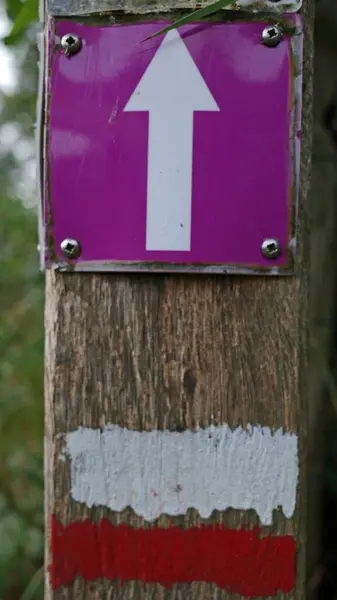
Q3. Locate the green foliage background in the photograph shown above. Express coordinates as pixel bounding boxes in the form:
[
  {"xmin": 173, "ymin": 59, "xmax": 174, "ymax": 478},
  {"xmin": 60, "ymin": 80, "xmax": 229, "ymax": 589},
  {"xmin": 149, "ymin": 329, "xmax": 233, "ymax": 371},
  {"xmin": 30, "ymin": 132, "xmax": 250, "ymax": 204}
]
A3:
[{"xmin": 0, "ymin": 0, "xmax": 43, "ymax": 597}]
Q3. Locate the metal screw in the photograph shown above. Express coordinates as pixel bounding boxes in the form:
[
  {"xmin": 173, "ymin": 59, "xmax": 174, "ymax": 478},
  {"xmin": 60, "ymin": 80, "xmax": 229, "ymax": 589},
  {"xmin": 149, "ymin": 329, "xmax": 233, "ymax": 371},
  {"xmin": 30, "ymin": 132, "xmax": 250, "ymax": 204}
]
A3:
[
  {"xmin": 261, "ymin": 25, "xmax": 282, "ymax": 47},
  {"xmin": 261, "ymin": 238, "xmax": 281, "ymax": 259},
  {"xmin": 60, "ymin": 238, "xmax": 81, "ymax": 259},
  {"xmin": 61, "ymin": 33, "xmax": 82, "ymax": 56}
]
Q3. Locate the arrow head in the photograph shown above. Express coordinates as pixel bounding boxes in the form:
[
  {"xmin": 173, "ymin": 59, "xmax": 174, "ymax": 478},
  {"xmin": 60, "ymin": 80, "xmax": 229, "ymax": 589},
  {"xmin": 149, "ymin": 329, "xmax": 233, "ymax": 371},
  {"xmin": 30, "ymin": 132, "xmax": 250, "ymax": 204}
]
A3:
[{"xmin": 124, "ymin": 29, "xmax": 219, "ymax": 113}]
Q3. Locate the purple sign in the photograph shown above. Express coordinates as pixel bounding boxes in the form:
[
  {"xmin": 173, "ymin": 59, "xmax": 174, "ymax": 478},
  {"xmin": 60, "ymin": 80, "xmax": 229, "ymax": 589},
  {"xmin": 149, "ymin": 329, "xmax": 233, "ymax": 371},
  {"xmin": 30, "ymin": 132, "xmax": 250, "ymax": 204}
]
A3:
[{"xmin": 44, "ymin": 18, "xmax": 303, "ymax": 274}]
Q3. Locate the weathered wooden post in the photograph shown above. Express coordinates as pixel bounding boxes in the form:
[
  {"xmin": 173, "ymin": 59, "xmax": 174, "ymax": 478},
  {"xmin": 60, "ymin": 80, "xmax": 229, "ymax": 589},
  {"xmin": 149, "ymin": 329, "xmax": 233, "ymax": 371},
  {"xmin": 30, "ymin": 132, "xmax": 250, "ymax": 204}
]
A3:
[{"xmin": 41, "ymin": 0, "xmax": 314, "ymax": 596}]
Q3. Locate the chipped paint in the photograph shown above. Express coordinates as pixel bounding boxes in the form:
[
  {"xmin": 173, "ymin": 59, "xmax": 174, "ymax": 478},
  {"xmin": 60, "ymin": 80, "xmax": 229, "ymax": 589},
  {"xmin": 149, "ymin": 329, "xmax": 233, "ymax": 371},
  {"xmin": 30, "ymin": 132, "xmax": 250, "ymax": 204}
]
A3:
[{"xmin": 60, "ymin": 424, "xmax": 299, "ymax": 525}]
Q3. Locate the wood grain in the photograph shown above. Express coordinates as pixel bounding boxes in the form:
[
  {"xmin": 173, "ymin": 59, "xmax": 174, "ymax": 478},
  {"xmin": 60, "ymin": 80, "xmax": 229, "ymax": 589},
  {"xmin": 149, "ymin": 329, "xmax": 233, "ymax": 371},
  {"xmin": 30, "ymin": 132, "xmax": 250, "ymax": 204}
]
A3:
[
  {"xmin": 44, "ymin": 0, "xmax": 315, "ymax": 597},
  {"xmin": 46, "ymin": 0, "xmax": 301, "ymax": 18}
]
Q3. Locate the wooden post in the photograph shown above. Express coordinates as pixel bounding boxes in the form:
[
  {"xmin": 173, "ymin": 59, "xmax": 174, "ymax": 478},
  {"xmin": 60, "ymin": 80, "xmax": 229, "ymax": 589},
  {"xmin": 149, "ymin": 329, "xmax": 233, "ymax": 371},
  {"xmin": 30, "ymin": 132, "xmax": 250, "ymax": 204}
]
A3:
[{"xmin": 44, "ymin": 1, "xmax": 315, "ymax": 598}]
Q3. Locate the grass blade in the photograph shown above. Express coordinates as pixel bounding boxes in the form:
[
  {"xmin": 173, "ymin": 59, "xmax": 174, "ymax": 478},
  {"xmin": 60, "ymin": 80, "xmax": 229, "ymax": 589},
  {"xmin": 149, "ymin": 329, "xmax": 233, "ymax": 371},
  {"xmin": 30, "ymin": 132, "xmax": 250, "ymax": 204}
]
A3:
[
  {"xmin": 19, "ymin": 566, "xmax": 44, "ymax": 600},
  {"xmin": 143, "ymin": 0, "xmax": 235, "ymax": 40}
]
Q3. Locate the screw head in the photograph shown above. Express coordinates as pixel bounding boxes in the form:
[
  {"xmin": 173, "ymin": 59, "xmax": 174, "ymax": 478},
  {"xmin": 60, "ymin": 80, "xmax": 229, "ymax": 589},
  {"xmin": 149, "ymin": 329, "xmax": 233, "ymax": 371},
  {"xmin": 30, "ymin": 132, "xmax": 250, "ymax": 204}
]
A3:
[
  {"xmin": 61, "ymin": 33, "xmax": 82, "ymax": 56},
  {"xmin": 261, "ymin": 25, "xmax": 282, "ymax": 47},
  {"xmin": 261, "ymin": 238, "xmax": 281, "ymax": 259},
  {"xmin": 60, "ymin": 238, "xmax": 81, "ymax": 259}
]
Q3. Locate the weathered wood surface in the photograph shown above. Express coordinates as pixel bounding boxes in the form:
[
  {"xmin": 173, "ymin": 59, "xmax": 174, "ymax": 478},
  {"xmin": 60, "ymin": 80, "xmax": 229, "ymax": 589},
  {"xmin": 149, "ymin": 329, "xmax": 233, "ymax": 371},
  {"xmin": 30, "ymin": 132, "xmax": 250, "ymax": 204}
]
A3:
[
  {"xmin": 44, "ymin": 0, "xmax": 314, "ymax": 598},
  {"xmin": 46, "ymin": 0, "xmax": 301, "ymax": 18}
]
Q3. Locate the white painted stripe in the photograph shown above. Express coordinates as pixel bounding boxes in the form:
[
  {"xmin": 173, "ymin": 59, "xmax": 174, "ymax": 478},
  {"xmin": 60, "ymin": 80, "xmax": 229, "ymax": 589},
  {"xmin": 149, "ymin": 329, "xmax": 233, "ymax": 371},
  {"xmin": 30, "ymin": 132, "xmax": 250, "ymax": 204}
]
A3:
[{"xmin": 61, "ymin": 424, "xmax": 298, "ymax": 526}]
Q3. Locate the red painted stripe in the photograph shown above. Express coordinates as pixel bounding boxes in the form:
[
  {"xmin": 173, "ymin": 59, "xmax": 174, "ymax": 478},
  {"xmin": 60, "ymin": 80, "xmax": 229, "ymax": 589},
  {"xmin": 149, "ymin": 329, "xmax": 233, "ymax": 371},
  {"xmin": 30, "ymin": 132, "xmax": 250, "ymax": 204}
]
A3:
[{"xmin": 50, "ymin": 516, "xmax": 295, "ymax": 597}]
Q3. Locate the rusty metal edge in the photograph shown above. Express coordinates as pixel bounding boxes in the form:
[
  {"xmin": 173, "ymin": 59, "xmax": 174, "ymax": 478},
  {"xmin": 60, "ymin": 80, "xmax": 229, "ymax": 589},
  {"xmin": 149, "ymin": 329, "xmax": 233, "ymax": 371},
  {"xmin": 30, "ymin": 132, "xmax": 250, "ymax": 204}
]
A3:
[{"xmin": 36, "ymin": 41, "xmax": 45, "ymax": 270}]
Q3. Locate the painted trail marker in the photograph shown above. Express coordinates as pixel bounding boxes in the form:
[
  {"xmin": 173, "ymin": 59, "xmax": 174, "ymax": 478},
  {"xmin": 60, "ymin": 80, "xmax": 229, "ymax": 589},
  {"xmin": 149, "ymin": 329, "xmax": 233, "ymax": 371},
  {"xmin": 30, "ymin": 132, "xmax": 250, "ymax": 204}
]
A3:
[
  {"xmin": 60, "ymin": 424, "xmax": 298, "ymax": 526},
  {"xmin": 44, "ymin": 18, "xmax": 303, "ymax": 274},
  {"xmin": 50, "ymin": 517, "xmax": 296, "ymax": 594},
  {"xmin": 51, "ymin": 423, "xmax": 298, "ymax": 594}
]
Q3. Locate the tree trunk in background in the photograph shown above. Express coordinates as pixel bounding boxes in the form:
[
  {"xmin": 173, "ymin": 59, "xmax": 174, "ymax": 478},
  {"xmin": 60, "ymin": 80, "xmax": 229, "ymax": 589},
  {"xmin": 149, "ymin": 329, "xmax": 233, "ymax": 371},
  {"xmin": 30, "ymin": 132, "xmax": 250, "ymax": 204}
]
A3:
[{"xmin": 44, "ymin": 2, "xmax": 315, "ymax": 598}]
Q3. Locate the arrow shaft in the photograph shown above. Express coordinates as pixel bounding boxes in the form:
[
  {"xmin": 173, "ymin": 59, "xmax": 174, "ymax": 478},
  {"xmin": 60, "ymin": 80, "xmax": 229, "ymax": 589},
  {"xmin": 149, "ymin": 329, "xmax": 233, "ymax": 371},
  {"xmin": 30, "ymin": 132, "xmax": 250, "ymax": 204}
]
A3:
[{"xmin": 146, "ymin": 112, "xmax": 194, "ymax": 252}]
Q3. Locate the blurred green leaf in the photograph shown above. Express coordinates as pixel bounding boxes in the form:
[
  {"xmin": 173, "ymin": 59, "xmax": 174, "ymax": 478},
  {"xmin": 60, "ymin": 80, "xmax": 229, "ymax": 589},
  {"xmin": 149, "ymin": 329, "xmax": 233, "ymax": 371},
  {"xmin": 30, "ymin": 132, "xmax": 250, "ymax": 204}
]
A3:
[
  {"xmin": 0, "ymin": 27, "xmax": 43, "ymax": 595},
  {"xmin": 0, "ymin": 514, "xmax": 24, "ymax": 563},
  {"xmin": 5, "ymin": 0, "xmax": 25, "ymax": 21},
  {"xmin": 24, "ymin": 528, "xmax": 44, "ymax": 559},
  {"xmin": 4, "ymin": 0, "xmax": 39, "ymax": 45}
]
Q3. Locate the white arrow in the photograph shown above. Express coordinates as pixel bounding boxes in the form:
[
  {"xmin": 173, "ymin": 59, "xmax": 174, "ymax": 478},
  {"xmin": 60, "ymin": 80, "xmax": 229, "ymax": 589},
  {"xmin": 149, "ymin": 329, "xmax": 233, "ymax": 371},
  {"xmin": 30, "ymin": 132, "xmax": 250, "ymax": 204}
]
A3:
[{"xmin": 124, "ymin": 29, "xmax": 219, "ymax": 251}]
